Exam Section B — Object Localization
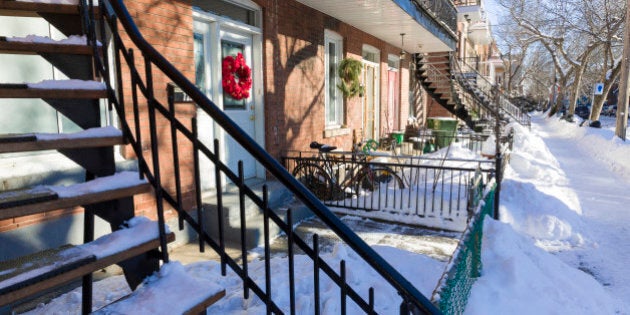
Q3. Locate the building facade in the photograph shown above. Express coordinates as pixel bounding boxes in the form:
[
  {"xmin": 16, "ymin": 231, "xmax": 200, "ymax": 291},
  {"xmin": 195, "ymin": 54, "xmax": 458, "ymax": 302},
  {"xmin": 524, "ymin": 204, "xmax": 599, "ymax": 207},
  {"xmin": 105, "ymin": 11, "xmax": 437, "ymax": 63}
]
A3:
[{"xmin": 0, "ymin": 0, "xmax": 458, "ymax": 253}]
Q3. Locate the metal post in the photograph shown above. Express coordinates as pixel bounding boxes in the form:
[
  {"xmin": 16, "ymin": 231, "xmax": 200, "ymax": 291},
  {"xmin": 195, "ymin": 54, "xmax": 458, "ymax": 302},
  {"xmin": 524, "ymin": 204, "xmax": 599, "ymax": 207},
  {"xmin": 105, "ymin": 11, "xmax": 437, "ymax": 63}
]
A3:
[
  {"xmin": 494, "ymin": 87, "xmax": 502, "ymax": 220},
  {"xmin": 616, "ymin": 0, "xmax": 630, "ymax": 140},
  {"xmin": 494, "ymin": 154, "xmax": 502, "ymax": 220}
]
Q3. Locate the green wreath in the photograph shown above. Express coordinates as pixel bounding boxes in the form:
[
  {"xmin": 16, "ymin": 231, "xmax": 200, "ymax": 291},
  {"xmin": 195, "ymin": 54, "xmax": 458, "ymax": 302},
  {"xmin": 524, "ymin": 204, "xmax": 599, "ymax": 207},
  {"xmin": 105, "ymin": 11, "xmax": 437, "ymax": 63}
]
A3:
[{"xmin": 337, "ymin": 58, "xmax": 364, "ymax": 98}]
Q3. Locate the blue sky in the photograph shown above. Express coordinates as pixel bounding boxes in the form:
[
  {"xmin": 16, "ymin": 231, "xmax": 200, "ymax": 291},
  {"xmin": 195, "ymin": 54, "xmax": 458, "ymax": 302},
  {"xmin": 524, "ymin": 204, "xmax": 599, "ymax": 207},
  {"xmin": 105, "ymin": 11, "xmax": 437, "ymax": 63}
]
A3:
[{"xmin": 484, "ymin": 0, "xmax": 502, "ymax": 26}]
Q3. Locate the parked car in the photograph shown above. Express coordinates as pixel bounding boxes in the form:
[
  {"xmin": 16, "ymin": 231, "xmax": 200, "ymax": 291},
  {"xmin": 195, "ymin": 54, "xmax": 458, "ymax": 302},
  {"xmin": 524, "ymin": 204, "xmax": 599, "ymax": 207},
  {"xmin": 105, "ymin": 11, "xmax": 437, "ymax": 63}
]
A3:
[
  {"xmin": 575, "ymin": 106, "xmax": 590, "ymax": 119},
  {"xmin": 602, "ymin": 104, "xmax": 617, "ymax": 116}
]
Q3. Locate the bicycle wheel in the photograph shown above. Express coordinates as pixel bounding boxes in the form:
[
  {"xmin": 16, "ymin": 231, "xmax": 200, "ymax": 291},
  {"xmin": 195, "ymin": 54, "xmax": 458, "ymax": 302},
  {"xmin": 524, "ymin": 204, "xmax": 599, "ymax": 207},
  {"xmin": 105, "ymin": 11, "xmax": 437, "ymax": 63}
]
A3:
[
  {"xmin": 292, "ymin": 163, "xmax": 334, "ymax": 199},
  {"xmin": 357, "ymin": 166, "xmax": 404, "ymax": 192}
]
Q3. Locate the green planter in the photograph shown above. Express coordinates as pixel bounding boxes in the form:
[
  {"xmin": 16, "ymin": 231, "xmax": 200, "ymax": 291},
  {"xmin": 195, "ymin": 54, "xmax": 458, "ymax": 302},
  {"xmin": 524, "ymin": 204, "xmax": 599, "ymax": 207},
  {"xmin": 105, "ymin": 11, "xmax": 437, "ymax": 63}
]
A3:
[
  {"xmin": 427, "ymin": 117, "xmax": 457, "ymax": 148},
  {"xmin": 391, "ymin": 132, "xmax": 405, "ymax": 144}
]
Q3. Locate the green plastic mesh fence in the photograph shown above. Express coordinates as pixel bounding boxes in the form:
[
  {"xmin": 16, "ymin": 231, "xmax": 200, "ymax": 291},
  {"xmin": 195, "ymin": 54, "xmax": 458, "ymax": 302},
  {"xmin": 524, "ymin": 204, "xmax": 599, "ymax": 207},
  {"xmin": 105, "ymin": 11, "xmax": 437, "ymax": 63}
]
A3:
[{"xmin": 431, "ymin": 181, "xmax": 497, "ymax": 314}]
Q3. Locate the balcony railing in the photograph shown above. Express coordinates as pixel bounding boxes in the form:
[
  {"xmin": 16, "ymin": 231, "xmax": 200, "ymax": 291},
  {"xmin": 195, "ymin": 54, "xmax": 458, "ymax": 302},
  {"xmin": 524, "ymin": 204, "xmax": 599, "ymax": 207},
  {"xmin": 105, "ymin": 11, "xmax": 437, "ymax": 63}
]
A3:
[
  {"xmin": 453, "ymin": 0, "xmax": 481, "ymax": 6},
  {"xmin": 413, "ymin": 0, "xmax": 458, "ymax": 35}
]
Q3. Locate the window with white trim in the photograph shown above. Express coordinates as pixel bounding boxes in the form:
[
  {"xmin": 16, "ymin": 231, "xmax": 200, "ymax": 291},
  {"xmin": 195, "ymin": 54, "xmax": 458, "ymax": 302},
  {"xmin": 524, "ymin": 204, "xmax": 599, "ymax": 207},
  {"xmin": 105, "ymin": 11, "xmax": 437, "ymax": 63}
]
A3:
[{"xmin": 324, "ymin": 30, "xmax": 344, "ymax": 128}]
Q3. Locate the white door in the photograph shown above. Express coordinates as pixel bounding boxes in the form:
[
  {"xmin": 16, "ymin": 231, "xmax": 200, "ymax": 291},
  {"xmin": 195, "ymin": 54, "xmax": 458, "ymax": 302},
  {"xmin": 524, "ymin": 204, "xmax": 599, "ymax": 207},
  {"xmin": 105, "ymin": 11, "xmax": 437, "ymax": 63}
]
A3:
[
  {"xmin": 220, "ymin": 30, "xmax": 257, "ymax": 179},
  {"xmin": 193, "ymin": 18, "xmax": 258, "ymax": 186}
]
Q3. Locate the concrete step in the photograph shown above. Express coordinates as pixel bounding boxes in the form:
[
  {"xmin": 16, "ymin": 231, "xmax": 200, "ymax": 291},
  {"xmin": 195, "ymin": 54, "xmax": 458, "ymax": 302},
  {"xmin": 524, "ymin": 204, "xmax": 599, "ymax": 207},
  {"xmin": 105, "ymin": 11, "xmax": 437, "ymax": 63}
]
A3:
[{"xmin": 200, "ymin": 180, "xmax": 313, "ymax": 248}]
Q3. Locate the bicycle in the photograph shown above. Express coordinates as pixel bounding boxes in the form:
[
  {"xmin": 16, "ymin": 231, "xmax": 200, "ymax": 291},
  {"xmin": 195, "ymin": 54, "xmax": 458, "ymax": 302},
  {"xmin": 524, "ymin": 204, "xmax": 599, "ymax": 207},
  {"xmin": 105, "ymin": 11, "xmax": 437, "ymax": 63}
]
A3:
[{"xmin": 292, "ymin": 141, "xmax": 405, "ymax": 201}]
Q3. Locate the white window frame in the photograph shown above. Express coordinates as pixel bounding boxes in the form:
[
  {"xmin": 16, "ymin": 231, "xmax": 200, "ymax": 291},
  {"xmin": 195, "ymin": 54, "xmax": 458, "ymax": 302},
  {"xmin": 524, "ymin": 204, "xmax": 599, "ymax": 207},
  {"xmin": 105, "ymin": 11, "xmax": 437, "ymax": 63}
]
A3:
[{"xmin": 324, "ymin": 30, "xmax": 344, "ymax": 129}]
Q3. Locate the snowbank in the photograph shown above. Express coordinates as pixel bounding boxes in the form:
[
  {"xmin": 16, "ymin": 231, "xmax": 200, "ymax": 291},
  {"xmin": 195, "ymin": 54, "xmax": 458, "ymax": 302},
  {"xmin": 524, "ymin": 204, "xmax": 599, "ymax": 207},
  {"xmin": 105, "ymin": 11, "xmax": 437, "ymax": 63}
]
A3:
[{"xmin": 465, "ymin": 219, "xmax": 620, "ymax": 314}]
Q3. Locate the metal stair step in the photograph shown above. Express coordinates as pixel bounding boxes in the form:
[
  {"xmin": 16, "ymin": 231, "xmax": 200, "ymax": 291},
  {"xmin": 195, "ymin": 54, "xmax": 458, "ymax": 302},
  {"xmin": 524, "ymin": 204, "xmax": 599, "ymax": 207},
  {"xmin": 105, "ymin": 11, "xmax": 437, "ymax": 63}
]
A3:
[
  {"xmin": 0, "ymin": 186, "xmax": 58, "ymax": 210},
  {"xmin": 0, "ymin": 36, "xmax": 94, "ymax": 55},
  {"xmin": 0, "ymin": 245, "xmax": 95, "ymax": 297},
  {"xmin": 0, "ymin": 80, "xmax": 107, "ymax": 99},
  {"xmin": 0, "ymin": 171, "xmax": 150, "ymax": 220},
  {"xmin": 93, "ymin": 262, "xmax": 225, "ymax": 315},
  {"xmin": 0, "ymin": 217, "xmax": 175, "ymax": 307},
  {"xmin": 0, "ymin": 126, "xmax": 123, "ymax": 154},
  {"xmin": 0, "ymin": 0, "xmax": 80, "ymax": 16},
  {"xmin": 424, "ymin": 52, "xmax": 450, "ymax": 58}
]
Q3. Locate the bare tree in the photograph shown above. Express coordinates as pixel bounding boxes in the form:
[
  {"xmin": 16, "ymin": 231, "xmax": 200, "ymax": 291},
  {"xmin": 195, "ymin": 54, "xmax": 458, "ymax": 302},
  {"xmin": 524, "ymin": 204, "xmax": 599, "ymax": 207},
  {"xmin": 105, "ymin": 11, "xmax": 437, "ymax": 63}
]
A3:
[{"xmin": 495, "ymin": 0, "xmax": 624, "ymax": 119}]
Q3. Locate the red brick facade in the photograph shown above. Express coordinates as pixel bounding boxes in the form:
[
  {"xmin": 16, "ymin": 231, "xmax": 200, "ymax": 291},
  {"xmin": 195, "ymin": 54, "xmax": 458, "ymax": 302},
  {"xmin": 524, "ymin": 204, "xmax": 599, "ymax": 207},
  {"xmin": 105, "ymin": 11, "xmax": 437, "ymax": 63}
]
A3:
[
  {"xmin": 258, "ymin": 0, "xmax": 414, "ymax": 159},
  {"xmin": 4, "ymin": 0, "xmax": 448, "ymax": 231}
]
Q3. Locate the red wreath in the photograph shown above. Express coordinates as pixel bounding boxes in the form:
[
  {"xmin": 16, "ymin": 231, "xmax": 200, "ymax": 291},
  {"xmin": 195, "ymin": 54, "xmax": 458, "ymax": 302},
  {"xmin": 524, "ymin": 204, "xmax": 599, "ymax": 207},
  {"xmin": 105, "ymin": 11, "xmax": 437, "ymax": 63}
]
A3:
[{"xmin": 222, "ymin": 52, "xmax": 252, "ymax": 100}]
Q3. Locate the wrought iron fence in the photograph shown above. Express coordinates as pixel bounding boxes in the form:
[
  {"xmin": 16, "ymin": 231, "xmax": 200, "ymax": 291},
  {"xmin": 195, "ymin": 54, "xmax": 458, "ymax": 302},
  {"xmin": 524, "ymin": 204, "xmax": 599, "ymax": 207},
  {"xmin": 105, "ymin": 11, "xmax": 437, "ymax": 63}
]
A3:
[
  {"xmin": 431, "ymin": 178, "xmax": 496, "ymax": 314},
  {"xmin": 283, "ymin": 150, "xmax": 494, "ymax": 231}
]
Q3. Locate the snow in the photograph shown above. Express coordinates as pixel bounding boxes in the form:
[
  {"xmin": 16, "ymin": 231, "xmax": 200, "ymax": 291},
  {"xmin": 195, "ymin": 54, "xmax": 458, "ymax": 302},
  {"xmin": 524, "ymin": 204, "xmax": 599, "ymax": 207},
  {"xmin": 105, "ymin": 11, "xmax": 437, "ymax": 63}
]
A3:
[
  {"xmin": 49, "ymin": 171, "xmax": 145, "ymax": 198},
  {"xmin": 6, "ymin": 35, "xmax": 89, "ymax": 46},
  {"xmin": 2, "ymin": 216, "xmax": 164, "ymax": 294},
  {"xmin": 465, "ymin": 219, "xmax": 619, "ymax": 314},
  {"xmin": 27, "ymin": 79, "xmax": 106, "ymax": 90},
  {"xmin": 36, "ymin": 126, "xmax": 122, "ymax": 141},
  {"xmin": 94, "ymin": 262, "xmax": 223, "ymax": 315},
  {"xmin": 0, "ymin": 247, "xmax": 92, "ymax": 292},
  {"xmin": 466, "ymin": 113, "xmax": 630, "ymax": 314},
  {"xmin": 20, "ymin": 113, "xmax": 630, "ymax": 314},
  {"xmin": 16, "ymin": 0, "xmax": 79, "ymax": 4},
  {"xmin": 81, "ymin": 216, "xmax": 168, "ymax": 259}
]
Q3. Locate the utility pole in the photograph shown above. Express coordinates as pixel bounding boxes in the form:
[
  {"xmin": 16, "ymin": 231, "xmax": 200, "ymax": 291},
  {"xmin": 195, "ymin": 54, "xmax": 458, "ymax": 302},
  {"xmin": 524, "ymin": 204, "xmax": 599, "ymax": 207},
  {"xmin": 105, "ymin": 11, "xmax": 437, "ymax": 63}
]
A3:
[{"xmin": 615, "ymin": 0, "xmax": 630, "ymax": 140}]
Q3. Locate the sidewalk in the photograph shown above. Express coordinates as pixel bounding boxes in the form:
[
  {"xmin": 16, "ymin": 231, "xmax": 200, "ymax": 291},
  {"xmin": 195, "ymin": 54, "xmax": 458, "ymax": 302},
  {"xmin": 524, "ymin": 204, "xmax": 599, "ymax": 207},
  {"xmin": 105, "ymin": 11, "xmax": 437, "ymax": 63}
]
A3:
[{"xmin": 535, "ymin": 119, "xmax": 630, "ymax": 303}]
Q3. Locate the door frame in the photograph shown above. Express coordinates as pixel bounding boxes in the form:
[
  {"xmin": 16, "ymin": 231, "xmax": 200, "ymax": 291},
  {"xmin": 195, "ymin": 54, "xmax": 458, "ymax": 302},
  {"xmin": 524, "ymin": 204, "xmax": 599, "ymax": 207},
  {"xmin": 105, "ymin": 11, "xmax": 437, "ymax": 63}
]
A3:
[
  {"xmin": 362, "ymin": 44, "xmax": 381, "ymax": 141},
  {"xmin": 193, "ymin": 7, "xmax": 265, "ymax": 182}
]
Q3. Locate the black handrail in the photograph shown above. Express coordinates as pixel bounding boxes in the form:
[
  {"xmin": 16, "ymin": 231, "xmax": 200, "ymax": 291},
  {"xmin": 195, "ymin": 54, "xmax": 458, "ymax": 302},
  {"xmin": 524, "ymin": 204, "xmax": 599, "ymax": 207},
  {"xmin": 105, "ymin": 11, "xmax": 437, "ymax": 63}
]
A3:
[
  {"xmin": 453, "ymin": 58, "xmax": 531, "ymax": 126},
  {"xmin": 93, "ymin": 0, "xmax": 442, "ymax": 313}
]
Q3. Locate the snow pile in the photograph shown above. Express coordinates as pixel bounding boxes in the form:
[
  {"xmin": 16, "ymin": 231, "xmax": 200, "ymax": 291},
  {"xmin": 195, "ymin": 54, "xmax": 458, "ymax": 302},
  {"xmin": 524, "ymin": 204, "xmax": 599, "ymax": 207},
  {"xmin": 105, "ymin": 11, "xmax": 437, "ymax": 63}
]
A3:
[
  {"xmin": 465, "ymin": 219, "xmax": 621, "ymax": 314},
  {"xmin": 94, "ymin": 262, "xmax": 223, "ymax": 314},
  {"xmin": 204, "ymin": 244, "xmax": 444, "ymax": 314},
  {"xmin": 499, "ymin": 120, "xmax": 586, "ymax": 249},
  {"xmin": 25, "ymin": 244, "xmax": 444, "ymax": 314},
  {"xmin": 544, "ymin": 116, "xmax": 630, "ymax": 179}
]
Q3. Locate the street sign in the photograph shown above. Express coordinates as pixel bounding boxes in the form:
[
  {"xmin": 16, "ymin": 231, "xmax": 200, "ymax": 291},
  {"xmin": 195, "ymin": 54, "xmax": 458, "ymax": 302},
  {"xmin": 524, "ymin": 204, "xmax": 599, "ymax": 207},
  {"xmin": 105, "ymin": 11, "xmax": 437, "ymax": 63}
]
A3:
[{"xmin": 594, "ymin": 83, "xmax": 605, "ymax": 95}]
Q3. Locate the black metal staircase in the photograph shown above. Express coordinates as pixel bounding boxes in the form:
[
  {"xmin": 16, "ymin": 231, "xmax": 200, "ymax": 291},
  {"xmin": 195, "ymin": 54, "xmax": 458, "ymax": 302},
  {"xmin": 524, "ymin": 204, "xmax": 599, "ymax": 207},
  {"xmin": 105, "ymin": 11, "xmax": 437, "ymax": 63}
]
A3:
[
  {"xmin": 414, "ymin": 52, "xmax": 531, "ymax": 130},
  {"xmin": 414, "ymin": 52, "xmax": 475, "ymax": 128},
  {"xmin": 0, "ymin": 0, "xmax": 222, "ymax": 314}
]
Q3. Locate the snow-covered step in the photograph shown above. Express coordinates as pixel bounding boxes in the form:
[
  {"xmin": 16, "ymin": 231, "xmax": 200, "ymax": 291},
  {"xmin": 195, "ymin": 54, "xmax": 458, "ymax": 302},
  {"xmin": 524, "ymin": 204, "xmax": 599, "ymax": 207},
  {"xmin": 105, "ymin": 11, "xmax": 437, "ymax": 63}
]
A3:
[
  {"xmin": 0, "ymin": 80, "xmax": 107, "ymax": 99},
  {"xmin": 0, "ymin": 0, "xmax": 80, "ymax": 16},
  {"xmin": 0, "ymin": 80, "xmax": 107, "ymax": 98},
  {"xmin": 0, "ymin": 171, "xmax": 150, "ymax": 220},
  {"xmin": 92, "ymin": 262, "xmax": 225, "ymax": 315},
  {"xmin": 0, "ymin": 216, "xmax": 175, "ymax": 307},
  {"xmin": 0, "ymin": 126, "xmax": 123, "ymax": 154},
  {"xmin": 0, "ymin": 35, "xmax": 94, "ymax": 55}
]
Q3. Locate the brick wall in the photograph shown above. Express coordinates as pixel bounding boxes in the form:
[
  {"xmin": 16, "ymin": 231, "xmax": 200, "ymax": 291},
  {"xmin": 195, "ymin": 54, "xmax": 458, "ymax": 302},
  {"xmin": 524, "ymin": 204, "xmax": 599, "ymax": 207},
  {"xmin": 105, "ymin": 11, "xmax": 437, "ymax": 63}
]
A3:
[
  {"xmin": 257, "ymin": 0, "xmax": 414, "ymax": 159},
  {"xmin": 3, "ymin": 0, "xmax": 438, "ymax": 232},
  {"xmin": 121, "ymin": 0, "xmax": 196, "ymax": 222}
]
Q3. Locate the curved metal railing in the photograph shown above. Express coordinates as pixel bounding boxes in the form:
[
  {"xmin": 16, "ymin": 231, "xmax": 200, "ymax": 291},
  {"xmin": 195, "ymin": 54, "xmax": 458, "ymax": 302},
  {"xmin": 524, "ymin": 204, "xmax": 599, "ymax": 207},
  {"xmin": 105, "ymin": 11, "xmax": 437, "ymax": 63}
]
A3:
[{"xmin": 454, "ymin": 59, "xmax": 531, "ymax": 127}]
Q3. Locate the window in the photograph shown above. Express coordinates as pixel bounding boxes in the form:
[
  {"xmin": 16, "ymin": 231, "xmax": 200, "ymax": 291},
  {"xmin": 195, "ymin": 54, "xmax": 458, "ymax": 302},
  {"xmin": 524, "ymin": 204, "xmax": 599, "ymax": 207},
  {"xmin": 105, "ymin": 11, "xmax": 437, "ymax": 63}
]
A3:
[
  {"xmin": 193, "ymin": 0, "xmax": 260, "ymax": 28},
  {"xmin": 387, "ymin": 54, "xmax": 400, "ymax": 70},
  {"xmin": 325, "ymin": 30, "xmax": 343, "ymax": 128}
]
